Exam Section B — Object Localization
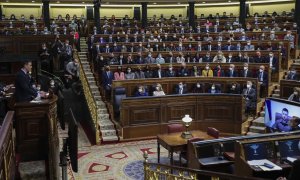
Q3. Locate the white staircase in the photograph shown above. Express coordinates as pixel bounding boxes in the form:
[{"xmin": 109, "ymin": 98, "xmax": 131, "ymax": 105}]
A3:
[{"xmin": 79, "ymin": 38, "xmax": 119, "ymax": 143}]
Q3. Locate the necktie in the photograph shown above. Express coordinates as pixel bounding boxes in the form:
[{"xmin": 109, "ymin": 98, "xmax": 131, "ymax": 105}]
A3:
[
  {"xmin": 180, "ymin": 88, "xmax": 183, "ymax": 94},
  {"xmin": 106, "ymin": 48, "xmax": 109, "ymax": 53},
  {"xmin": 260, "ymin": 72, "xmax": 263, "ymax": 81},
  {"xmin": 246, "ymin": 88, "xmax": 249, "ymax": 95},
  {"xmin": 245, "ymin": 70, "xmax": 247, "ymax": 77}
]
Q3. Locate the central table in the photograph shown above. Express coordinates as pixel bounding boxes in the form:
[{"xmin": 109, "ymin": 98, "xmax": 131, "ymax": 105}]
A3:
[{"xmin": 157, "ymin": 130, "xmax": 215, "ymax": 165}]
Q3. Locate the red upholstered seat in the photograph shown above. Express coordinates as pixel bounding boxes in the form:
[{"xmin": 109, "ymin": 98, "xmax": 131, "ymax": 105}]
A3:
[
  {"xmin": 167, "ymin": 124, "xmax": 184, "ymax": 134},
  {"xmin": 207, "ymin": 127, "xmax": 220, "ymax": 139}
]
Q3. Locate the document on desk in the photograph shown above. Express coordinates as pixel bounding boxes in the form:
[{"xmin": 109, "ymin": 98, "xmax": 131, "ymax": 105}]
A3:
[
  {"xmin": 247, "ymin": 159, "xmax": 282, "ymax": 171},
  {"xmin": 287, "ymin": 157, "xmax": 297, "ymax": 163}
]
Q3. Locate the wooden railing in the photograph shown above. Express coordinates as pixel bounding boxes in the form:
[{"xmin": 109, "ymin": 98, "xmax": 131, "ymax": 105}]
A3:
[
  {"xmin": 143, "ymin": 153, "xmax": 265, "ymax": 180},
  {"xmin": 0, "ymin": 111, "xmax": 15, "ymax": 180},
  {"xmin": 76, "ymin": 52, "xmax": 100, "ymax": 144}
]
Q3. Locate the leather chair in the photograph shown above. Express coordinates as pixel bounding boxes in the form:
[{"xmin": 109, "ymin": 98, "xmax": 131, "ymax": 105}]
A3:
[
  {"xmin": 207, "ymin": 127, "xmax": 219, "ymax": 139},
  {"xmin": 179, "ymin": 137, "xmax": 204, "ymax": 167},
  {"xmin": 113, "ymin": 87, "xmax": 126, "ymax": 119},
  {"xmin": 167, "ymin": 123, "xmax": 184, "ymax": 134}
]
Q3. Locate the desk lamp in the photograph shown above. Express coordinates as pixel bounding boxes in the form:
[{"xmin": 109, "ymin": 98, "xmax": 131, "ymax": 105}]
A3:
[{"xmin": 181, "ymin": 114, "xmax": 193, "ymax": 139}]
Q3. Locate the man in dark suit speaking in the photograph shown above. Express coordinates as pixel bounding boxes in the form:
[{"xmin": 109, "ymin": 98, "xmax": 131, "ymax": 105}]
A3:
[{"xmin": 15, "ymin": 61, "xmax": 46, "ymax": 102}]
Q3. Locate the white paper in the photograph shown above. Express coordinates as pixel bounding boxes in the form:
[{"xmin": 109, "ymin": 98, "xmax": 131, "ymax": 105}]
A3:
[
  {"xmin": 287, "ymin": 157, "xmax": 297, "ymax": 163},
  {"xmin": 247, "ymin": 159, "xmax": 282, "ymax": 171}
]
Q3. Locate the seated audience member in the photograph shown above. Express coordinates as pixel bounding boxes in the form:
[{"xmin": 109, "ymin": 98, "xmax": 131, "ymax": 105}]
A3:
[
  {"xmin": 134, "ymin": 66, "xmax": 145, "ymax": 79},
  {"xmin": 209, "ymin": 83, "xmax": 221, "ymax": 94},
  {"xmin": 288, "ymin": 116, "xmax": 300, "ymax": 131},
  {"xmin": 135, "ymin": 85, "xmax": 148, "ymax": 97},
  {"xmin": 15, "ymin": 61, "xmax": 47, "ymax": 102},
  {"xmin": 202, "ymin": 51, "xmax": 212, "ymax": 63},
  {"xmin": 166, "ymin": 52, "xmax": 175, "ymax": 64},
  {"xmin": 155, "ymin": 53, "xmax": 165, "ymax": 64},
  {"xmin": 165, "ymin": 65, "xmax": 176, "ymax": 77},
  {"xmin": 240, "ymin": 63, "xmax": 252, "ymax": 78},
  {"xmin": 242, "ymin": 81, "xmax": 257, "ymax": 115},
  {"xmin": 153, "ymin": 64, "xmax": 165, "ymax": 78},
  {"xmin": 244, "ymin": 40, "xmax": 255, "ymax": 51},
  {"xmin": 125, "ymin": 67, "xmax": 135, "ymax": 79},
  {"xmin": 257, "ymin": 65, "xmax": 268, "ymax": 98},
  {"xmin": 174, "ymin": 82, "xmax": 188, "ymax": 95},
  {"xmin": 228, "ymin": 82, "xmax": 241, "ymax": 94},
  {"xmin": 193, "ymin": 53, "xmax": 202, "ymax": 63},
  {"xmin": 213, "ymin": 51, "xmax": 226, "ymax": 63},
  {"xmin": 202, "ymin": 63, "xmax": 214, "ymax": 77},
  {"xmin": 288, "ymin": 87, "xmax": 300, "ymax": 102},
  {"xmin": 242, "ymin": 52, "xmax": 254, "ymax": 63},
  {"xmin": 253, "ymin": 51, "xmax": 265, "ymax": 63},
  {"xmin": 192, "ymin": 83, "xmax": 204, "ymax": 93},
  {"xmin": 226, "ymin": 53, "xmax": 235, "ymax": 63},
  {"xmin": 38, "ymin": 43, "xmax": 51, "ymax": 72},
  {"xmin": 144, "ymin": 65, "xmax": 153, "ymax": 78},
  {"xmin": 176, "ymin": 52, "xmax": 185, "ymax": 63},
  {"xmin": 191, "ymin": 65, "xmax": 201, "ymax": 77},
  {"xmin": 177, "ymin": 62, "xmax": 190, "ymax": 77},
  {"xmin": 226, "ymin": 64, "xmax": 238, "ymax": 77},
  {"xmin": 134, "ymin": 52, "xmax": 145, "ymax": 64},
  {"xmin": 214, "ymin": 64, "xmax": 225, "ymax": 77},
  {"xmin": 286, "ymin": 68, "xmax": 298, "ymax": 80},
  {"xmin": 114, "ymin": 66, "xmax": 125, "ymax": 80},
  {"xmin": 153, "ymin": 83, "xmax": 165, "ymax": 96}
]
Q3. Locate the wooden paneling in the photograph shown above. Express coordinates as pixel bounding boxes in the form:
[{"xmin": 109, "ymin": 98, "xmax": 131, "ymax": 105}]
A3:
[
  {"xmin": 0, "ymin": 111, "xmax": 15, "ymax": 180},
  {"xmin": 280, "ymin": 79, "xmax": 300, "ymax": 99},
  {"xmin": 14, "ymin": 96, "xmax": 59, "ymax": 179},
  {"xmin": 120, "ymin": 94, "xmax": 246, "ymax": 139}
]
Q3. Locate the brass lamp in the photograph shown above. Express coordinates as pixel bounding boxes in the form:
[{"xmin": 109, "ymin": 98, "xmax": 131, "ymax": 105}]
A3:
[{"xmin": 181, "ymin": 115, "xmax": 193, "ymax": 139}]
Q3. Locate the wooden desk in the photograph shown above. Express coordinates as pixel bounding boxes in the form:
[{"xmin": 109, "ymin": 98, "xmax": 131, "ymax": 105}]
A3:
[{"xmin": 157, "ymin": 130, "xmax": 214, "ymax": 165}]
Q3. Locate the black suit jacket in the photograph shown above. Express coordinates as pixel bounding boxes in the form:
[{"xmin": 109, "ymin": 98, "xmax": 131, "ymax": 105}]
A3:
[
  {"xmin": 257, "ymin": 71, "xmax": 268, "ymax": 85},
  {"xmin": 15, "ymin": 70, "xmax": 38, "ymax": 102},
  {"xmin": 240, "ymin": 70, "xmax": 253, "ymax": 78}
]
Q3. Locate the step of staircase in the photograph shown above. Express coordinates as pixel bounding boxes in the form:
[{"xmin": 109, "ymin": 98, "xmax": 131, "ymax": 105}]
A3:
[
  {"xmin": 102, "ymin": 136, "xmax": 119, "ymax": 142},
  {"xmin": 252, "ymin": 117, "xmax": 265, "ymax": 127},
  {"xmin": 98, "ymin": 113, "xmax": 110, "ymax": 120},
  {"xmin": 19, "ymin": 160, "xmax": 46, "ymax": 180},
  {"xmin": 101, "ymin": 129, "xmax": 117, "ymax": 137}
]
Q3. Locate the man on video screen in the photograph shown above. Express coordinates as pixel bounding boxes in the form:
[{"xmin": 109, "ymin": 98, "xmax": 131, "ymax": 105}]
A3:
[{"xmin": 272, "ymin": 108, "xmax": 292, "ymax": 132}]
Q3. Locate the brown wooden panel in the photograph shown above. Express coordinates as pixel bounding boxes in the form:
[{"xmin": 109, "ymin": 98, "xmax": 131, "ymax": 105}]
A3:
[
  {"xmin": 120, "ymin": 94, "xmax": 245, "ymax": 139},
  {"xmin": 280, "ymin": 80, "xmax": 300, "ymax": 99}
]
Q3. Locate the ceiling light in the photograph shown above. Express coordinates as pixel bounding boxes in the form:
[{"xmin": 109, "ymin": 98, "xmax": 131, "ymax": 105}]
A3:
[
  {"xmin": 82, "ymin": 1, "xmax": 85, "ymax": 3},
  {"xmin": 177, "ymin": 2, "xmax": 181, "ymax": 4},
  {"xmin": 228, "ymin": 0, "xmax": 231, "ymax": 2},
  {"xmin": 106, "ymin": 2, "xmax": 109, "ymax": 4},
  {"xmin": 32, "ymin": 0, "xmax": 35, "ymax": 2},
  {"xmin": 202, "ymin": 2, "xmax": 206, "ymax": 3},
  {"xmin": 6, "ymin": 0, "xmax": 9, "ymax": 2},
  {"xmin": 57, "ymin": 1, "xmax": 60, "ymax": 3},
  {"xmin": 153, "ymin": 2, "xmax": 157, "ymax": 4}
]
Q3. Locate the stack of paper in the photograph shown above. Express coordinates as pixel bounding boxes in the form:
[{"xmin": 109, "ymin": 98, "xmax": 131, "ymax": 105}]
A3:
[{"xmin": 247, "ymin": 159, "xmax": 282, "ymax": 171}]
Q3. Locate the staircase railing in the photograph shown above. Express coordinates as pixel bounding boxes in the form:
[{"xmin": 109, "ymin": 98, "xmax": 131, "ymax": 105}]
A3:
[
  {"xmin": 75, "ymin": 52, "xmax": 100, "ymax": 144},
  {"xmin": 143, "ymin": 153, "xmax": 266, "ymax": 180}
]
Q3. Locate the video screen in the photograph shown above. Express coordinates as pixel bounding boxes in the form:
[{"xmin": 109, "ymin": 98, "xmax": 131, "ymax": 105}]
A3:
[
  {"xmin": 278, "ymin": 139, "xmax": 300, "ymax": 158},
  {"xmin": 264, "ymin": 98, "xmax": 300, "ymax": 132},
  {"xmin": 243, "ymin": 142, "xmax": 273, "ymax": 161}
]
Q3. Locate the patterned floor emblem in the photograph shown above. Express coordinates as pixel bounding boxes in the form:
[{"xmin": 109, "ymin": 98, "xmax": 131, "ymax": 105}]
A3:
[
  {"xmin": 78, "ymin": 152, "xmax": 90, "ymax": 159},
  {"xmin": 123, "ymin": 160, "xmax": 144, "ymax": 180},
  {"xmin": 88, "ymin": 163, "xmax": 110, "ymax": 173},
  {"xmin": 140, "ymin": 148, "xmax": 156, "ymax": 155},
  {"xmin": 105, "ymin": 151, "xmax": 128, "ymax": 160}
]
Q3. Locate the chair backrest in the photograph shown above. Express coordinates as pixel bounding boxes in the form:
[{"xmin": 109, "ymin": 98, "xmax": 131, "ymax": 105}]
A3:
[
  {"xmin": 207, "ymin": 127, "xmax": 220, "ymax": 139},
  {"xmin": 114, "ymin": 87, "xmax": 126, "ymax": 114},
  {"xmin": 167, "ymin": 123, "xmax": 184, "ymax": 134},
  {"xmin": 288, "ymin": 159, "xmax": 300, "ymax": 180}
]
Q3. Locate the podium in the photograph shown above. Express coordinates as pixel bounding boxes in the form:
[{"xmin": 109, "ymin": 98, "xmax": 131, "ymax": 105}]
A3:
[{"xmin": 15, "ymin": 96, "xmax": 59, "ymax": 180}]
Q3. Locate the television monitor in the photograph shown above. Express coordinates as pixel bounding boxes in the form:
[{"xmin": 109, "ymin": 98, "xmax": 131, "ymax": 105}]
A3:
[
  {"xmin": 243, "ymin": 142, "xmax": 273, "ymax": 161},
  {"xmin": 68, "ymin": 108, "xmax": 78, "ymax": 172},
  {"xmin": 264, "ymin": 98, "xmax": 300, "ymax": 132},
  {"xmin": 278, "ymin": 139, "xmax": 300, "ymax": 158}
]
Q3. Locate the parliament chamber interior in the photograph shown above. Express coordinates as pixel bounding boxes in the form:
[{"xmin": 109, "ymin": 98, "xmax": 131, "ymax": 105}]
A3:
[{"xmin": 1, "ymin": 0, "xmax": 300, "ymax": 179}]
